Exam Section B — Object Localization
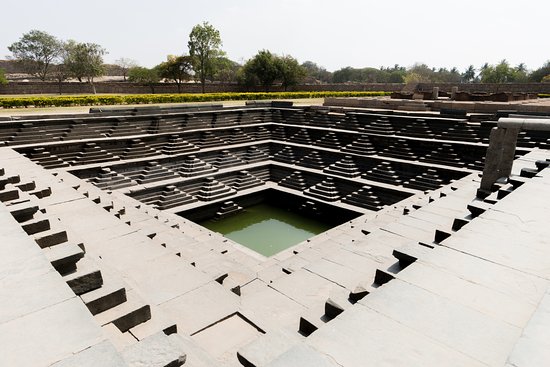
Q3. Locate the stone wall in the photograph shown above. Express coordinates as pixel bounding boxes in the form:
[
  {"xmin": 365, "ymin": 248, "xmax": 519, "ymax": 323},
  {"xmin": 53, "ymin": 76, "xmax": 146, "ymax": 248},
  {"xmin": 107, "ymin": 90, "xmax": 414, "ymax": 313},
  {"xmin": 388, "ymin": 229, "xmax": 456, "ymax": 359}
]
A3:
[{"xmin": 1, "ymin": 81, "xmax": 550, "ymax": 95}]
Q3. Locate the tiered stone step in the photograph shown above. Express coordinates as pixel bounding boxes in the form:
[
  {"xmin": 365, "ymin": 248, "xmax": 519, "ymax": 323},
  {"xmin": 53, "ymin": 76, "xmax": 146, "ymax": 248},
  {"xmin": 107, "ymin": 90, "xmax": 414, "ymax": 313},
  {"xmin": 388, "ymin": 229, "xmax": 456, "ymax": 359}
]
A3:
[
  {"xmin": 147, "ymin": 116, "xmax": 182, "ymax": 134},
  {"xmin": 341, "ymin": 135, "xmax": 377, "ymax": 155},
  {"xmin": 25, "ymin": 147, "xmax": 69, "ymax": 169},
  {"xmin": 195, "ymin": 177, "xmax": 236, "ymax": 201},
  {"xmin": 72, "ymin": 142, "xmax": 120, "ymax": 165},
  {"xmin": 9, "ymin": 122, "xmax": 63, "ymax": 145},
  {"xmin": 214, "ymin": 201, "xmax": 243, "ymax": 220},
  {"xmin": 161, "ymin": 135, "xmax": 199, "ymax": 155},
  {"xmin": 304, "ymin": 177, "xmax": 340, "ymax": 201},
  {"xmin": 122, "ymin": 139, "xmax": 159, "ymax": 159},
  {"xmin": 381, "ymin": 139, "xmax": 417, "ymax": 160},
  {"xmin": 95, "ymin": 289, "xmax": 151, "ymax": 332},
  {"xmin": 324, "ymin": 155, "xmax": 361, "ymax": 178},
  {"xmin": 419, "ymin": 143, "xmax": 462, "ymax": 166},
  {"xmin": 199, "ymin": 131, "xmax": 225, "ymax": 148},
  {"xmin": 80, "ymin": 279, "xmax": 127, "ymax": 315},
  {"xmin": 231, "ymin": 170, "xmax": 264, "ymax": 190},
  {"xmin": 315, "ymin": 132, "xmax": 341, "ymax": 150},
  {"xmin": 271, "ymin": 126, "xmax": 287, "ymax": 141},
  {"xmin": 134, "ymin": 161, "xmax": 177, "ymax": 184},
  {"xmin": 338, "ymin": 113, "xmax": 361, "ymax": 131},
  {"xmin": 154, "ymin": 185, "xmax": 197, "ymax": 210},
  {"xmin": 63, "ymin": 258, "xmax": 104, "ymax": 296},
  {"xmin": 228, "ymin": 128, "xmax": 254, "ymax": 144},
  {"xmin": 404, "ymin": 169, "xmax": 444, "ymax": 191},
  {"xmin": 176, "ymin": 155, "xmax": 217, "ymax": 178},
  {"xmin": 212, "ymin": 111, "xmax": 240, "ymax": 128},
  {"xmin": 363, "ymin": 161, "xmax": 402, "ymax": 185},
  {"xmin": 273, "ymin": 146, "xmax": 297, "ymax": 164},
  {"xmin": 253, "ymin": 126, "xmax": 271, "ymax": 141},
  {"xmin": 107, "ymin": 118, "xmax": 148, "ymax": 137},
  {"xmin": 399, "ymin": 119, "xmax": 434, "ymax": 138},
  {"xmin": 90, "ymin": 168, "xmax": 134, "ymax": 190},
  {"xmin": 362, "ymin": 117, "xmax": 394, "ymax": 135},
  {"xmin": 288, "ymin": 128, "xmax": 314, "ymax": 145},
  {"xmin": 341, "ymin": 185, "xmax": 384, "ymax": 211},
  {"xmin": 299, "ymin": 150, "xmax": 325, "ymax": 170},
  {"xmin": 441, "ymin": 123, "xmax": 481, "ymax": 143},
  {"xmin": 62, "ymin": 120, "xmax": 104, "ymax": 140},
  {"xmin": 243, "ymin": 145, "xmax": 269, "ymax": 163},
  {"xmin": 279, "ymin": 171, "xmax": 308, "ymax": 191},
  {"xmin": 213, "ymin": 150, "xmax": 244, "ymax": 169}
]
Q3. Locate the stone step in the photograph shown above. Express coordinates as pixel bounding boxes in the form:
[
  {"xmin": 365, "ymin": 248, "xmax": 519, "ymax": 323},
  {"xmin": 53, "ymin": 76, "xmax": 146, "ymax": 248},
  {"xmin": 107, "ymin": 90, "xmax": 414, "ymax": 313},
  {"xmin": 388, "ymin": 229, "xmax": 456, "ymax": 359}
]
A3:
[
  {"xmin": 8, "ymin": 202, "xmax": 39, "ymax": 222},
  {"xmin": 33, "ymin": 228, "xmax": 68, "ymax": 248},
  {"xmin": 121, "ymin": 332, "xmax": 186, "ymax": 367},
  {"xmin": 95, "ymin": 290, "xmax": 151, "ymax": 332},
  {"xmin": 21, "ymin": 217, "xmax": 51, "ymax": 235},
  {"xmin": 43, "ymin": 242, "xmax": 85, "ymax": 275},
  {"xmin": 237, "ymin": 328, "xmax": 304, "ymax": 367},
  {"xmin": 63, "ymin": 258, "xmax": 103, "ymax": 295},
  {"xmin": 129, "ymin": 306, "xmax": 177, "ymax": 341},
  {"xmin": 81, "ymin": 280, "xmax": 127, "ymax": 316}
]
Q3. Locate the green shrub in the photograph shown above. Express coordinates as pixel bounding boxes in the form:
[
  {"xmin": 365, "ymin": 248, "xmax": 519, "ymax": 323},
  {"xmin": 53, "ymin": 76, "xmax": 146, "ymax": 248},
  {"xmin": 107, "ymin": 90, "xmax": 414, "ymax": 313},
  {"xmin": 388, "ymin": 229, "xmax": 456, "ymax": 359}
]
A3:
[
  {"xmin": 0, "ymin": 91, "xmax": 391, "ymax": 109},
  {"xmin": 539, "ymin": 94, "xmax": 550, "ymax": 98}
]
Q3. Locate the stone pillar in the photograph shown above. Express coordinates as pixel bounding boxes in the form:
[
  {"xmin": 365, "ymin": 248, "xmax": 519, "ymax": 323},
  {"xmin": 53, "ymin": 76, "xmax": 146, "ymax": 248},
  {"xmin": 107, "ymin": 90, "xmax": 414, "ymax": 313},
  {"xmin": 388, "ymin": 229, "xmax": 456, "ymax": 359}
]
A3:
[
  {"xmin": 479, "ymin": 127, "xmax": 520, "ymax": 193},
  {"xmin": 432, "ymin": 87, "xmax": 439, "ymax": 100},
  {"xmin": 451, "ymin": 86, "xmax": 459, "ymax": 100}
]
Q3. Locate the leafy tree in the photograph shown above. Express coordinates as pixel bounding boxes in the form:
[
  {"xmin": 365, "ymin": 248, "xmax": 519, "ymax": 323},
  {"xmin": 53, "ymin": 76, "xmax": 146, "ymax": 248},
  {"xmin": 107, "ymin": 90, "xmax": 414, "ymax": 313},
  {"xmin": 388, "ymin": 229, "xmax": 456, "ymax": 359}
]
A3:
[
  {"xmin": 275, "ymin": 55, "xmax": 306, "ymax": 91},
  {"xmin": 301, "ymin": 61, "xmax": 332, "ymax": 83},
  {"xmin": 542, "ymin": 74, "xmax": 550, "ymax": 83},
  {"xmin": 65, "ymin": 41, "xmax": 107, "ymax": 93},
  {"xmin": 0, "ymin": 68, "xmax": 8, "ymax": 85},
  {"xmin": 462, "ymin": 65, "xmax": 477, "ymax": 83},
  {"xmin": 479, "ymin": 60, "xmax": 527, "ymax": 83},
  {"xmin": 211, "ymin": 56, "xmax": 240, "ymax": 83},
  {"xmin": 7, "ymin": 29, "xmax": 62, "ymax": 80},
  {"xmin": 188, "ymin": 21, "xmax": 223, "ymax": 93},
  {"xmin": 241, "ymin": 50, "xmax": 280, "ymax": 91},
  {"xmin": 529, "ymin": 61, "xmax": 550, "ymax": 82},
  {"xmin": 157, "ymin": 55, "xmax": 193, "ymax": 93},
  {"xmin": 128, "ymin": 66, "xmax": 160, "ymax": 93},
  {"xmin": 115, "ymin": 58, "xmax": 138, "ymax": 81}
]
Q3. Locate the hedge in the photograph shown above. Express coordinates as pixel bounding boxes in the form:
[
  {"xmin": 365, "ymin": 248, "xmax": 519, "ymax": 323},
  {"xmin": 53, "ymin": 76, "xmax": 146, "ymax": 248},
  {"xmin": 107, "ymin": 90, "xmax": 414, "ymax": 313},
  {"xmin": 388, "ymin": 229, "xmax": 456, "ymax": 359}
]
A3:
[
  {"xmin": 0, "ymin": 91, "xmax": 391, "ymax": 109},
  {"xmin": 539, "ymin": 94, "xmax": 550, "ymax": 98}
]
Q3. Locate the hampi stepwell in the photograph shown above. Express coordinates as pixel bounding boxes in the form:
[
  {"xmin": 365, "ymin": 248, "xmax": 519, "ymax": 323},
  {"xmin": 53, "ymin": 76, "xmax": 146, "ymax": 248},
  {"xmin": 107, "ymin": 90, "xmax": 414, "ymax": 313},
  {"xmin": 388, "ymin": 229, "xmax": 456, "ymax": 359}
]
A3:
[{"xmin": 2, "ymin": 95, "xmax": 550, "ymax": 366}]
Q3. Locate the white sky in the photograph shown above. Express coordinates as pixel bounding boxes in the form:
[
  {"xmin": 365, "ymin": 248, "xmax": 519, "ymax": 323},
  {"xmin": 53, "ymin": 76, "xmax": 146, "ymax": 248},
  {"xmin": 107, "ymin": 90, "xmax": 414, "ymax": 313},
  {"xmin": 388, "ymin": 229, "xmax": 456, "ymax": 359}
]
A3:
[{"xmin": 1, "ymin": 0, "xmax": 548, "ymax": 72}]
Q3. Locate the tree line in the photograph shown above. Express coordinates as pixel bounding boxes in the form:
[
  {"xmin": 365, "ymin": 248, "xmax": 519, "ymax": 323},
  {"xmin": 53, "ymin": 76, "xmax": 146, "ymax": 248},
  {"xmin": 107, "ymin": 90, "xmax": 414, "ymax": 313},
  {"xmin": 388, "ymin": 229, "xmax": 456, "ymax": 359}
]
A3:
[{"xmin": 4, "ymin": 25, "xmax": 550, "ymax": 93}]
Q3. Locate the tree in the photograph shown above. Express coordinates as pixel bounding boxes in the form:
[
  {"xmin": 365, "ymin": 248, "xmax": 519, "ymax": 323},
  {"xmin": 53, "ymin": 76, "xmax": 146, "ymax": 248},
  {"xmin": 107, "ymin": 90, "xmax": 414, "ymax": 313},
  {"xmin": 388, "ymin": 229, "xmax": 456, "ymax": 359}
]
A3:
[
  {"xmin": 188, "ymin": 22, "xmax": 223, "ymax": 93},
  {"xmin": 529, "ymin": 61, "xmax": 550, "ymax": 82},
  {"xmin": 65, "ymin": 41, "xmax": 107, "ymax": 93},
  {"xmin": 211, "ymin": 56, "xmax": 240, "ymax": 83},
  {"xmin": 479, "ymin": 60, "xmax": 526, "ymax": 83},
  {"xmin": 128, "ymin": 66, "xmax": 160, "ymax": 93},
  {"xmin": 0, "ymin": 68, "xmax": 8, "ymax": 85},
  {"xmin": 7, "ymin": 30, "xmax": 62, "ymax": 80},
  {"xmin": 157, "ymin": 55, "xmax": 193, "ymax": 93},
  {"xmin": 241, "ymin": 50, "xmax": 280, "ymax": 91},
  {"xmin": 115, "ymin": 58, "xmax": 138, "ymax": 81},
  {"xmin": 275, "ymin": 55, "xmax": 306, "ymax": 91},
  {"xmin": 462, "ymin": 65, "xmax": 477, "ymax": 83},
  {"xmin": 301, "ymin": 61, "xmax": 332, "ymax": 83}
]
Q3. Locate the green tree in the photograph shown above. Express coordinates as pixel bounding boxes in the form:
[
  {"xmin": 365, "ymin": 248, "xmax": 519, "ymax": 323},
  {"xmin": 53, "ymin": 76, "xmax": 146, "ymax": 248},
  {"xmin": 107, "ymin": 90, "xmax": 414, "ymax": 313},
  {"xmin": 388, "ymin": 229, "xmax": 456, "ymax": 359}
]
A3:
[
  {"xmin": 301, "ymin": 61, "xmax": 332, "ymax": 83},
  {"xmin": 157, "ymin": 55, "xmax": 193, "ymax": 93},
  {"xmin": 0, "ymin": 68, "xmax": 8, "ymax": 85},
  {"xmin": 65, "ymin": 41, "xmax": 107, "ymax": 93},
  {"xmin": 529, "ymin": 61, "xmax": 550, "ymax": 82},
  {"xmin": 128, "ymin": 66, "xmax": 160, "ymax": 93},
  {"xmin": 241, "ymin": 50, "xmax": 280, "ymax": 91},
  {"xmin": 188, "ymin": 22, "xmax": 223, "ymax": 93},
  {"xmin": 462, "ymin": 65, "xmax": 477, "ymax": 83},
  {"xmin": 275, "ymin": 55, "xmax": 306, "ymax": 91},
  {"xmin": 211, "ymin": 56, "xmax": 240, "ymax": 83},
  {"xmin": 479, "ymin": 60, "xmax": 526, "ymax": 83},
  {"xmin": 7, "ymin": 29, "xmax": 62, "ymax": 81}
]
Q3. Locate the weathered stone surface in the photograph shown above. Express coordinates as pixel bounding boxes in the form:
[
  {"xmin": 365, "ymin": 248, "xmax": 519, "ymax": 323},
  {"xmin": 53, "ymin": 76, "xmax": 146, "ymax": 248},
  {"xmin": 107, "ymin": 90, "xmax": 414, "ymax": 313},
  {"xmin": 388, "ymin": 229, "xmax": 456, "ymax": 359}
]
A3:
[
  {"xmin": 122, "ymin": 332, "xmax": 186, "ymax": 367},
  {"xmin": 51, "ymin": 340, "xmax": 127, "ymax": 367}
]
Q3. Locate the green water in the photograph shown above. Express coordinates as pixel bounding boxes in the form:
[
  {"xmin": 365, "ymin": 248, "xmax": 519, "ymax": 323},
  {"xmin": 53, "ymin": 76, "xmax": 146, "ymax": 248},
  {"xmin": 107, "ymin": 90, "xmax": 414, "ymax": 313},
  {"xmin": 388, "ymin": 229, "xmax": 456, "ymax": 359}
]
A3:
[{"xmin": 200, "ymin": 203, "xmax": 332, "ymax": 257}]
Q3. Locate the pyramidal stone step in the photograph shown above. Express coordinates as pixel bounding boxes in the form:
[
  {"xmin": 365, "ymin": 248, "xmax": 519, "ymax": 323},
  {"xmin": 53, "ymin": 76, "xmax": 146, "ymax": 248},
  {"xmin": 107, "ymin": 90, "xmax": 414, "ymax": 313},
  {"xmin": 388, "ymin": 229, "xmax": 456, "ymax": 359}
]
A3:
[
  {"xmin": 214, "ymin": 200, "xmax": 243, "ymax": 220},
  {"xmin": 228, "ymin": 128, "xmax": 254, "ymax": 144},
  {"xmin": 273, "ymin": 146, "xmax": 297, "ymax": 164},
  {"xmin": 315, "ymin": 132, "xmax": 341, "ymax": 149},
  {"xmin": 213, "ymin": 150, "xmax": 244, "ymax": 169},
  {"xmin": 196, "ymin": 177, "xmax": 236, "ymax": 201},
  {"xmin": 25, "ymin": 147, "xmax": 69, "ymax": 169},
  {"xmin": 299, "ymin": 150, "xmax": 325, "ymax": 170},
  {"xmin": 279, "ymin": 171, "xmax": 309, "ymax": 191},
  {"xmin": 231, "ymin": 170, "xmax": 264, "ymax": 190},
  {"xmin": 271, "ymin": 126, "xmax": 287, "ymax": 140},
  {"xmin": 177, "ymin": 155, "xmax": 217, "ymax": 178},
  {"xmin": 154, "ymin": 185, "xmax": 197, "ymax": 210},
  {"xmin": 341, "ymin": 135, "xmax": 377, "ymax": 155},
  {"xmin": 289, "ymin": 128, "xmax": 313, "ymax": 145},
  {"xmin": 304, "ymin": 177, "xmax": 340, "ymax": 201},
  {"xmin": 135, "ymin": 161, "xmax": 177, "ymax": 184},
  {"xmin": 253, "ymin": 126, "xmax": 271, "ymax": 140},
  {"xmin": 243, "ymin": 145, "xmax": 269, "ymax": 163},
  {"xmin": 199, "ymin": 131, "xmax": 225, "ymax": 148},
  {"xmin": 74, "ymin": 142, "xmax": 119, "ymax": 165},
  {"xmin": 91, "ymin": 168, "xmax": 134, "ymax": 190},
  {"xmin": 324, "ymin": 155, "xmax": 361, "ymax": 178},
  {"xmin": 404, "ymin": 169, "xmax": 444, "ymax": 191},
  {"xmin": 341, "ymin": 186, "xmax": 384, "ymax": 211},
  {"xmin": 363, "ymin": 161, "xmax": 403, "ymax": 185},
  {"xmin": 161, "ymin": 135, "xmax": 199, "ymax": 155},
  {"xmin": 123, "ymin": 139, "xmax": 158, "ymax": 159}
]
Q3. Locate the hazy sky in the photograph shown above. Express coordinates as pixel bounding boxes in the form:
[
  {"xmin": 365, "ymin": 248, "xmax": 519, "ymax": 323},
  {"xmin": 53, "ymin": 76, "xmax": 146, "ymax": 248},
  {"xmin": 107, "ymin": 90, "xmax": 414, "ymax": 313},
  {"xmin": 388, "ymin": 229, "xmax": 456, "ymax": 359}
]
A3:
[{"xmin": 1, "ymin": 0, "xmax": 548, "ymax": 72}]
